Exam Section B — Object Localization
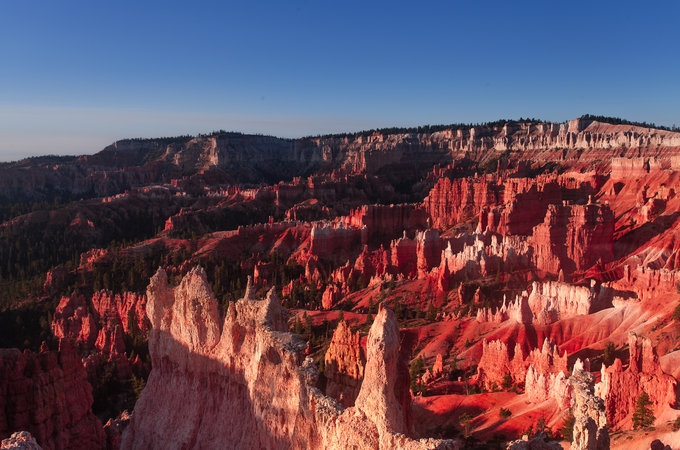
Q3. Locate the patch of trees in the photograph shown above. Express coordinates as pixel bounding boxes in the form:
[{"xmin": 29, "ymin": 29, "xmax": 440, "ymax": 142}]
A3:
[
  {"xmin": 0, "ymin": 197, "xmax": 181, "ymax": 308},
  {"xmin": 580, "ymin": 114, "xmax": 679, "ymax": 132},
  {"xmin": 0, "ymin": 225, "xmax": 86, "ymax": 308},
  {"xmin": 312, "ymin": 118, "xmax": 546, "ymax": 140},
  {"xmin": 0, "ymin": 299, "xmax": 55, "ymax": 350}
]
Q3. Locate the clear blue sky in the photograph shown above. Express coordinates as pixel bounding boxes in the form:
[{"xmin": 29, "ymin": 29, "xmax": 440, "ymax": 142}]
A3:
[{"xmin": 1, "ymin": 1, "xmax": 679, "ymax": 161}]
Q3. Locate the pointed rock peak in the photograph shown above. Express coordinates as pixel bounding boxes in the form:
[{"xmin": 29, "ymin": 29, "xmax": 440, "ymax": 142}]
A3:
[
  {"xmin": 243, "ymin": 275, "xmax": 255, "ymax": 301},
  {"xmin": 149, "ymin": 267, "xmax": 168, "ymax": 289},
  {"xmin": 542, "ymin": 337, "xmax": 552, "ymax": 353},
  {"xmin": 168, "ymin": 266, "xmax": 222, "ymax": 352},
  {"xmin": 178, "ymin": 266, "xmax": 216, "ymax": 301},
  {"xmin": 261, "ymin": 286, "xmax": 288, "ymax": 332},
  {"xmin": 336, "ymin": 318, "xmax": 350, "ymax": 334},
  {"xmin": 188, "ymin": 265, "xmax": 206, "ymax": 278},
  {"xmin": 226, "ymin": 301, "xmax": 237, "ymax": 321},
  {"xmin": 355, "ymin": 303, "xmax": 410, "ymax": 435},
  {"xmin": 572, "ymin": 358, "xmax": 584, "ymax": 374}
]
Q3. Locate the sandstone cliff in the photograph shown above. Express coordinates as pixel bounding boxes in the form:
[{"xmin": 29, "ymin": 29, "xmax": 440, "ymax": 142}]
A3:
[{"xmin": 121, "ymin": 267, "xmax": 456, "ymax": 449}]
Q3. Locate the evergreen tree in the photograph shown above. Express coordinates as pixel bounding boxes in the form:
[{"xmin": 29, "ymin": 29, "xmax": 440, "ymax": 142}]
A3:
[
  {"xmin": 632, "ymin": 391, "xmax": 655, "ymax": 429},
  {"xmin": 561, "ymin": 410, "xmax": 575, "ymax": 441}
]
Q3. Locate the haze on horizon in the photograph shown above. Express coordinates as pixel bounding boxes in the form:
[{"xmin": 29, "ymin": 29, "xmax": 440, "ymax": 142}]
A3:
[{"xmin": 1, "ymin": 1, "xmax": 679, "ymax": 163}]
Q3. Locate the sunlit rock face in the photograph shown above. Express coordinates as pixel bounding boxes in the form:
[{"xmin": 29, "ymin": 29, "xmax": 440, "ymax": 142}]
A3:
[
  {"xmin": 476, "ymin": 337, "xmax": 567, "ymax": 391},
  {"xmin": 122, "ymin": 267, "xmax": 458, "ymax": 449},
  {"xmin": 596, "ymin": 333, "xmax": 677, "ymax": 429},
  {"xmin": 570, "ymin": 363, "xmax": 609, "ymax": 450}
]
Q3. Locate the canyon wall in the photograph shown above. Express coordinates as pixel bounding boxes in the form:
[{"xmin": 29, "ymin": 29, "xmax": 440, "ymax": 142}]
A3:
[
  {"xmin": 0, "ymin": 343, "xmax": 105, "ymax": 450},
  {"xmin": 4, "ymin": 119, "xmax": 679, "ymax": 204}
]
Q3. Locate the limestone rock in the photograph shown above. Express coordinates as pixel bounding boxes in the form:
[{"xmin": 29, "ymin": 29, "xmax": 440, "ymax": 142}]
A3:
[
  {"xmin": 477, "ymin": 338, "xmax": 566, "ymax": 392},
  {"xmin": 51, "ymin": 290, "xmax": 149, "ymax": 379},
  {"xmin": 531, "ymin": 203, "xmax": 614, "ymax": 278},
  {"xmin": 355, "ymin": 303, "xmax": 412, "ymax": 436}
]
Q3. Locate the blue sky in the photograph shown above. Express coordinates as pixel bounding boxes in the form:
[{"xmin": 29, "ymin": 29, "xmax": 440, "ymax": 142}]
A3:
[{"xmin": 1, "ymin": 1, "xmax": 679, "ymax": 161}]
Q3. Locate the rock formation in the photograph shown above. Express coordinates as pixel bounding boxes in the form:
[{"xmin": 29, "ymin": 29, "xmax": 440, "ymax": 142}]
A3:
[
  {"xmin": 0, "ymin": 432, "xmax": 43, "ymax": 450},
  {"xmin": 525, "ymin": 366, "xmax": 571, "ymax": 407},
  {"xmin": 596, "ymin": 333, "xmax": 677, "ymax": 429},
  {"xmin": 570, "ymin": 363, "xmax": 609, "ymax": 450},
  {"xmin": 526, "ymin": 281, "xmax": 599, "ymax": 324},
  {"xmin": 0, "ymin": 343, "xmax": 105, "ymax": 450},
  {"xmin": 121, "ymin": 267, "xmax": 456, "ymax": 449},
  {"xmin": 5, "ymin": 118, "xmax": 680, "ymax": 448},
  {"xmin": 323, "ymin": 320, "xmax": 365, "ymax": 407},
  {"xmin": 476, "ymin": 338, "xmax": 566, "ymax": 392},
  {"xmin": 505, "ymin": 431, "xmax": 562, "ymax": 450},
  {"xmin": 51, "ymin": 290, "xmax": 149, "ymax": 378},
  {"xmin": 345, "ymin": 204, "xmax": 429, "ymax": 246},
  {"xmin": 531, "ymin": 203, "xmax": 614, "ymax": 278},
  {"xmin": 476, "ymin": 340, "xmax": 514, "ymax": 390}
]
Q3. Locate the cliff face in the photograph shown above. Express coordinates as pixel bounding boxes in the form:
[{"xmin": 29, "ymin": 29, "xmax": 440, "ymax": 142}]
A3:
[
  {"xmin": 0, "ymin": 343, "xmax": 105, "ymax": 450},
  {"xmin": 122, "ymin": 267, "xmax": 456, "ymax": 450},
  {"xmin": 4, "ymin": 119, "xmax": 678, "ymax": 205},
  {"xmin": 596, "ymin": 333, "xmax": 677, "ymax": 429},
  {"xmin": 531, "ymin": 203, "xmax": 614, "ymax": 276},
  {"xmin": 323, "ymin": 320, "xmax": 364, "ymax": 408}
]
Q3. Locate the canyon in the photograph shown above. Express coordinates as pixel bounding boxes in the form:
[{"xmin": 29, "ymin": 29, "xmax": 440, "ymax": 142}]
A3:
[{"xmin": 1, "ymin": 117, "xmax": 680, "ymax": 449}]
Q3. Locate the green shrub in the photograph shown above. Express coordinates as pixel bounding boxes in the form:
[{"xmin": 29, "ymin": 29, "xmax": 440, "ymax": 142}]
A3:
[{"xmin": 561, "ymin": 411, "xmax": 575, "ymax": 441}]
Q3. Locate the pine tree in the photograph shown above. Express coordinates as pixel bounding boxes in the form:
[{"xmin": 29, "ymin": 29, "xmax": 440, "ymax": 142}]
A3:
[
  {"xmin": 561, "ymin": 411, "xmax": 575, "ymax": 441},
  {"xmin": 632, "ymin": 391, "xmax": 655, "ymax": 429}
]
